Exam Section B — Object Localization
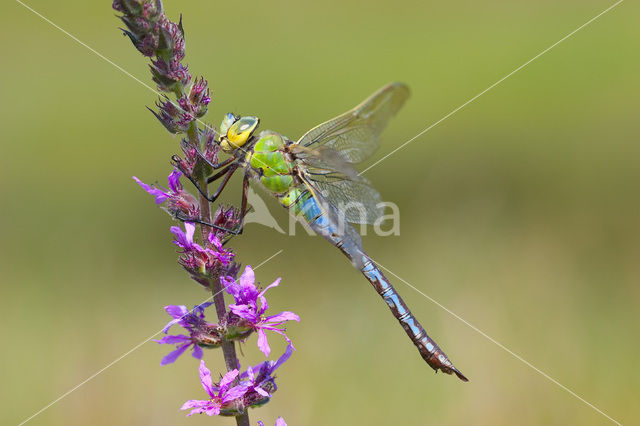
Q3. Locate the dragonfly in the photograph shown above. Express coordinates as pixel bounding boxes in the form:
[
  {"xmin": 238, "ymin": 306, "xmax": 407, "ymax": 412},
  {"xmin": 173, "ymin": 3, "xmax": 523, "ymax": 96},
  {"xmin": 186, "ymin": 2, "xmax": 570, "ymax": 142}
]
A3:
[{"xmin": 179, "ymin": 82, "xmax": 467, "ymax": 381}]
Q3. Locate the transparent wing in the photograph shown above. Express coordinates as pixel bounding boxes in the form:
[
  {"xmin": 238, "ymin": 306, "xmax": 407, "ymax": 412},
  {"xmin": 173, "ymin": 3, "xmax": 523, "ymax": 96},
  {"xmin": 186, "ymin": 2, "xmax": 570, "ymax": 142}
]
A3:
[
  {"xmin": 293, "ymin": 139, "xmax": 383, "ymax": 225},
  {"xmin": 299, "ymin": 177, "xmax": 364, "ymax": 248},
  {"xmin": 307, "ymin": 170, "xmax": 382, "ymax": 225},
  {"xmin": 295, "ymin": 82, "xmax": 410, "ymax": 164}
]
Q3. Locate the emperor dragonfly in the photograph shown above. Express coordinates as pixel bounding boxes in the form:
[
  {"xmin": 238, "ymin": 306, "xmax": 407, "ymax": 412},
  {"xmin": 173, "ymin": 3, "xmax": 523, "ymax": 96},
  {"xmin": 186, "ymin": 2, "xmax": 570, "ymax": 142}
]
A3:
[{"xmin": 181, "ymin": 83, "xmax": 467, "ymax": 381}]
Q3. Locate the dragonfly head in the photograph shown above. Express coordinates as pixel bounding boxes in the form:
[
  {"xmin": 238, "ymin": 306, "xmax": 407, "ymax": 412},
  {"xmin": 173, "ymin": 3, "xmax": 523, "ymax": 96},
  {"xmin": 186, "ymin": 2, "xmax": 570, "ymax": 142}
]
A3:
[{"xmin": 219, "ymin": 113, "xmax": 260, "ymax": 152}]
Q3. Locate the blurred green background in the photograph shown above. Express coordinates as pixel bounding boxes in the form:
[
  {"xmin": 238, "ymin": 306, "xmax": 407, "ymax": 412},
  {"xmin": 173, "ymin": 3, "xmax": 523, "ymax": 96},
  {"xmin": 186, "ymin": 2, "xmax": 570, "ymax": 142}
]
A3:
[{"xmin": 2, "ymin": 0, "xmax": 639, "ymax": 424}]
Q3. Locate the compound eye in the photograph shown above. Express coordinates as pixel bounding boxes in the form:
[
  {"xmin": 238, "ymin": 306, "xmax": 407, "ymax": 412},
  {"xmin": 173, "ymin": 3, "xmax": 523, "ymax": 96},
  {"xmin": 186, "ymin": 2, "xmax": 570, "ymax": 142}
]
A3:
[
  {"xmin": 226, "ymin": 116, "xmax": 259, "ymax": 149},
  {"xmin": 220, "ymin": 113, "xmax": 239, "ymax": 138}
]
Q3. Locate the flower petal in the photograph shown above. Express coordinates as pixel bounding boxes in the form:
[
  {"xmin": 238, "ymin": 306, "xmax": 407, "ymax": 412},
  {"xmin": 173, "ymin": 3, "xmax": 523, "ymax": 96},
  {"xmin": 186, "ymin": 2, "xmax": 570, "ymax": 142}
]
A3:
[
  {"xmin": 222, "ymin": 276, "xmax": 240, "ymax": 298},
  {"xmin": 255, "ymin": 386, "xmax": 270, "ymax": 397},
  {"xmin": 239, "ymin": 265, "xmax": 255, "ymax": 288},
  {"xmin": 228, "ymin": 304, "xmax": 257, "ymax": 322},
  {"xmin": 276, "ymin": 417, "xmax": 287, "ymax": 426},
  {"xmin": 180, "ymin": 399, "xmax": 208, "ymax": 411},
  {"xmin": 185, "ymin": 406, "xmax": 208, "ymax": 417},
  {"xmin": 155, "ymin": 334, "xmax": 190, "ymax": 344},
  {"xmin": 222, "ymin": 384, "xmax": 248, "ymax": 403},
  {"xmin": 219, "ymin": 369, "xmax": 239, "ymax": 392},
  {"xmin": 207, "ymin": 233, "xmax": 223, "ymax": 250},
  {"xmin": 164, "ymin": 304, "xmax": 189, "ymax": 319},
  {"xmin": 160, "ymin": 343, "xmax": 190, "ymax": 365},
  {"xmin": 191, "ymin": 344, "xmax": 203, "ymax": 359},
  {"xmin": 168, "ymin": 169, "xmax": 182, "ymax": 193},
  {"xmin": 240, "ymin": 362, "xmax": 265, "ymax": 381},
  {"xmin": 193, "ymin": 302, "xmax": 213, "ymax": 317},
  {"xmin": 273, "ymin": 343, "xmax": 294, "ymax": 371},
  {"xmin": 181, "ymin": 399, "xmax": 212, "ymax": 416},
  {"xmin": 184, "ymin": 222, "xmax": 196, "ymax": 244},
  {"xmin": 133, "ymin": 176, "xmax": 170, "ymax": 204},
  {"xmin": 199, "ymin": 360, "xmax": 215, "ymax": 397},
  {"xmin": 162, "ymin": 318, "xmax": 180, "ymax": 334},
  {"xmin": 258, "ymin": 278, "xmax": 281, "ymax": 298},
  {"xmin": 257, "ymin": 329, "xmax": 270, "ymax": 357},
  {"xmin": 204, "ymin": 404, "xmax": 221, "ymax": 416},
  {"xmin": 264, "ymin": 311, "xmax": 300, "ymax": 324},
  {"xmin": 170, "ymin": 226, "xmax": 189, "ymax": 249}
]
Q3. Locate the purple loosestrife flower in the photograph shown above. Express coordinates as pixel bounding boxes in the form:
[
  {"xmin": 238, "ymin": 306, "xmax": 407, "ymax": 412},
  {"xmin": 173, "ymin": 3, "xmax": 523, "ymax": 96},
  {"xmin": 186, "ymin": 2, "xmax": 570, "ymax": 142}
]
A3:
[
  {"xmin": 155, "ymin": 303, "xmax": 223, "ymax": 365},
  {"xmin": 240, "ymin": 344, "xmax": 293, "ymax": 408},
  {"xmin": 133, "ymin": 169, "xmax": 199, "ymax": 221},
  {"xmin": 181, "ymin": 361, "xmax": 247, "ymax": 417},
  {"xmin": 116, "ymin": 3, "xmax": 295, "ymax": 423},
  {"xmin": 224, "ymin": 266, "xmax": 300, "ymax": 357},
  {"xmin": 258, "ymin": 418, "xmax": 287, "ymax": 426},
  {"xmin": 170, "ymin": 222, "xmax": 236, "ymax": 288}
]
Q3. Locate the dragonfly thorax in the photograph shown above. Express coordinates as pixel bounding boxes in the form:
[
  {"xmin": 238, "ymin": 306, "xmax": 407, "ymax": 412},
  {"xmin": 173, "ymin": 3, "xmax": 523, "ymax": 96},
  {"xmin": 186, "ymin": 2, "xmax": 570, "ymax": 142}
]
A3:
[{"xmin": 219, "ymin": 113, "xmax": 260, "ymax": 152}]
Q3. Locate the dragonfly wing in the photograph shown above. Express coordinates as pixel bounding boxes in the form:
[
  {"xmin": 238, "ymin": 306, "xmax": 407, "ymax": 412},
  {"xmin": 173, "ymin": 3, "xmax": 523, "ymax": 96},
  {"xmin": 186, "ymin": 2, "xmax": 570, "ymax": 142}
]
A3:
[
  {"xmin": 309, "ymin": 172, "xmax": 382, "ymax": 225},
  {"xmin": 295, "ymin": 82, "xmax": 410, "ymax": 164},
  {"xmin": 293, "ymin": 143, "xmax": 383, "ymax": 225},
  {"xmin": 291, "ymin": 144, "xmax": 359, "ymax": 180},
  {"xmin": 299, "ymin": 176, "xmax": 364, "ymax": 248}
]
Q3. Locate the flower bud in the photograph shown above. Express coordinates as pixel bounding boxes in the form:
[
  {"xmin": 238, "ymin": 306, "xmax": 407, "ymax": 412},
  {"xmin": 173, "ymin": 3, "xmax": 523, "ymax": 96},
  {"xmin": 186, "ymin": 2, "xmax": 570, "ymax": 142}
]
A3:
[
  {"xmin": 156, "ymin": 16, "xmax": 185, "ymax": 61},
  {"xmin": 201, "ymin": 126, "xmax": 221, "ymax": 164},
  {"xmin": 114, "ymin": 0, "xmax": 163, "ymax": 56},
  {"xmin": 210, "ymin": 206, "xmax": 242, "ymax": 241},
  {"xmin": 150, "ymin": 58, "xmax": 191, "ymax": 93},
  {"xmin": 149, "ymin": 97, "xmax": 193, "ymax": 134},
  {"xmin": 189, "ymin": 77, "xmax": 211, "ymax": 118}
]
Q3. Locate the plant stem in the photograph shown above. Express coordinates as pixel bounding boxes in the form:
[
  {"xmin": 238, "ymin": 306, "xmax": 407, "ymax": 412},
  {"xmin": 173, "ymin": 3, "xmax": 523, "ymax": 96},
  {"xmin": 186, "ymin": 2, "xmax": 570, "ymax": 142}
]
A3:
[{"xmin": 195, "ymin": 165, "xmax": 250, "ymax": 426}]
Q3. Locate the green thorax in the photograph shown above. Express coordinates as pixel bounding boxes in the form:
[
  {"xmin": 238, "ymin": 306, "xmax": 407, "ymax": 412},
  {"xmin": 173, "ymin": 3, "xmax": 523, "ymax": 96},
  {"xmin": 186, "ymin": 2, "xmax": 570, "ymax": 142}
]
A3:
[{"xmin": 246, "ymin": 131, "xmax": 295, "ymax": 194}]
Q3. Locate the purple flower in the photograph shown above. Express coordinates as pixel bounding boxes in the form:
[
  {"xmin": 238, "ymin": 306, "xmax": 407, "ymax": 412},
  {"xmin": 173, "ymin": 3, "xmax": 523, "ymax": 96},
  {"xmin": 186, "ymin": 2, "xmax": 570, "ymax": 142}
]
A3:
[
  {"xmin": 169, "ymin": 223, "xmax": 235, "ymax": 282},
  {"xmin": 133, "ymin": 170, "xmax": 199, "ymax": 220},
  {"xmin": 167, "ymin": 168, "xmax": 182, "ymax": 192},
  {"xmin": 133, "ymin": 176, "xmax": 171, "ymax": 204},
  {"xmin": 240, "ymin": 344, "xmax": 293, "ymax": 401},
  {"xmin": 170, "ymin": 222, "xmax": 203, "ymax": 252},
  {"xmin": 258, "ymin": 418, "xmax": 287, "ymax": 426},
  {"xmin": 208, "ymin": 233, "xmax": 234, "ymax": 264},
  {"xmin": 223, "ymin": 266, "xmax": 300, "ymax": 357},
  {"xmin": 155, "ymin": 303, "xmax": 222, "ymax": 365},
  {"xmin": 180, "ymin": 361, "xmax": 247, "ymax": 416}
]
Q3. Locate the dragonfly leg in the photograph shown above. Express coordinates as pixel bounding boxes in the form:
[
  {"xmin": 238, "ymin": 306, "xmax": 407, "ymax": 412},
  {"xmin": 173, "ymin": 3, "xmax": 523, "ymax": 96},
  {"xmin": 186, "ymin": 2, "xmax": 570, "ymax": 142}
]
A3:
[
  {"xmin": 188, "ymin": 144, "xmax": 237, "ymax": 172},
  {"xmin": 219, "ymin": 175, "xmax": 250, "ymax": 246},
  {"xmin": 174, "ymin": 168, "xmax": 246, "ymax": 238},
  {"xmin": 173, "ymin": 159, "xmax": 238, "ymax": 203},
  {"xmin": 173, "ymin": 213, "xmax": 241, "ymax": 235},
  {"xmin": 206, "ymin": 156, "xmax": 236, "ymax": 181},
  {"xmin": 208, "ymin": 165, "xmax": 239, "ymax": 201},
  {"xmin": 237, "ymin": 174, "xmax": 250, "ymax": 235}
]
